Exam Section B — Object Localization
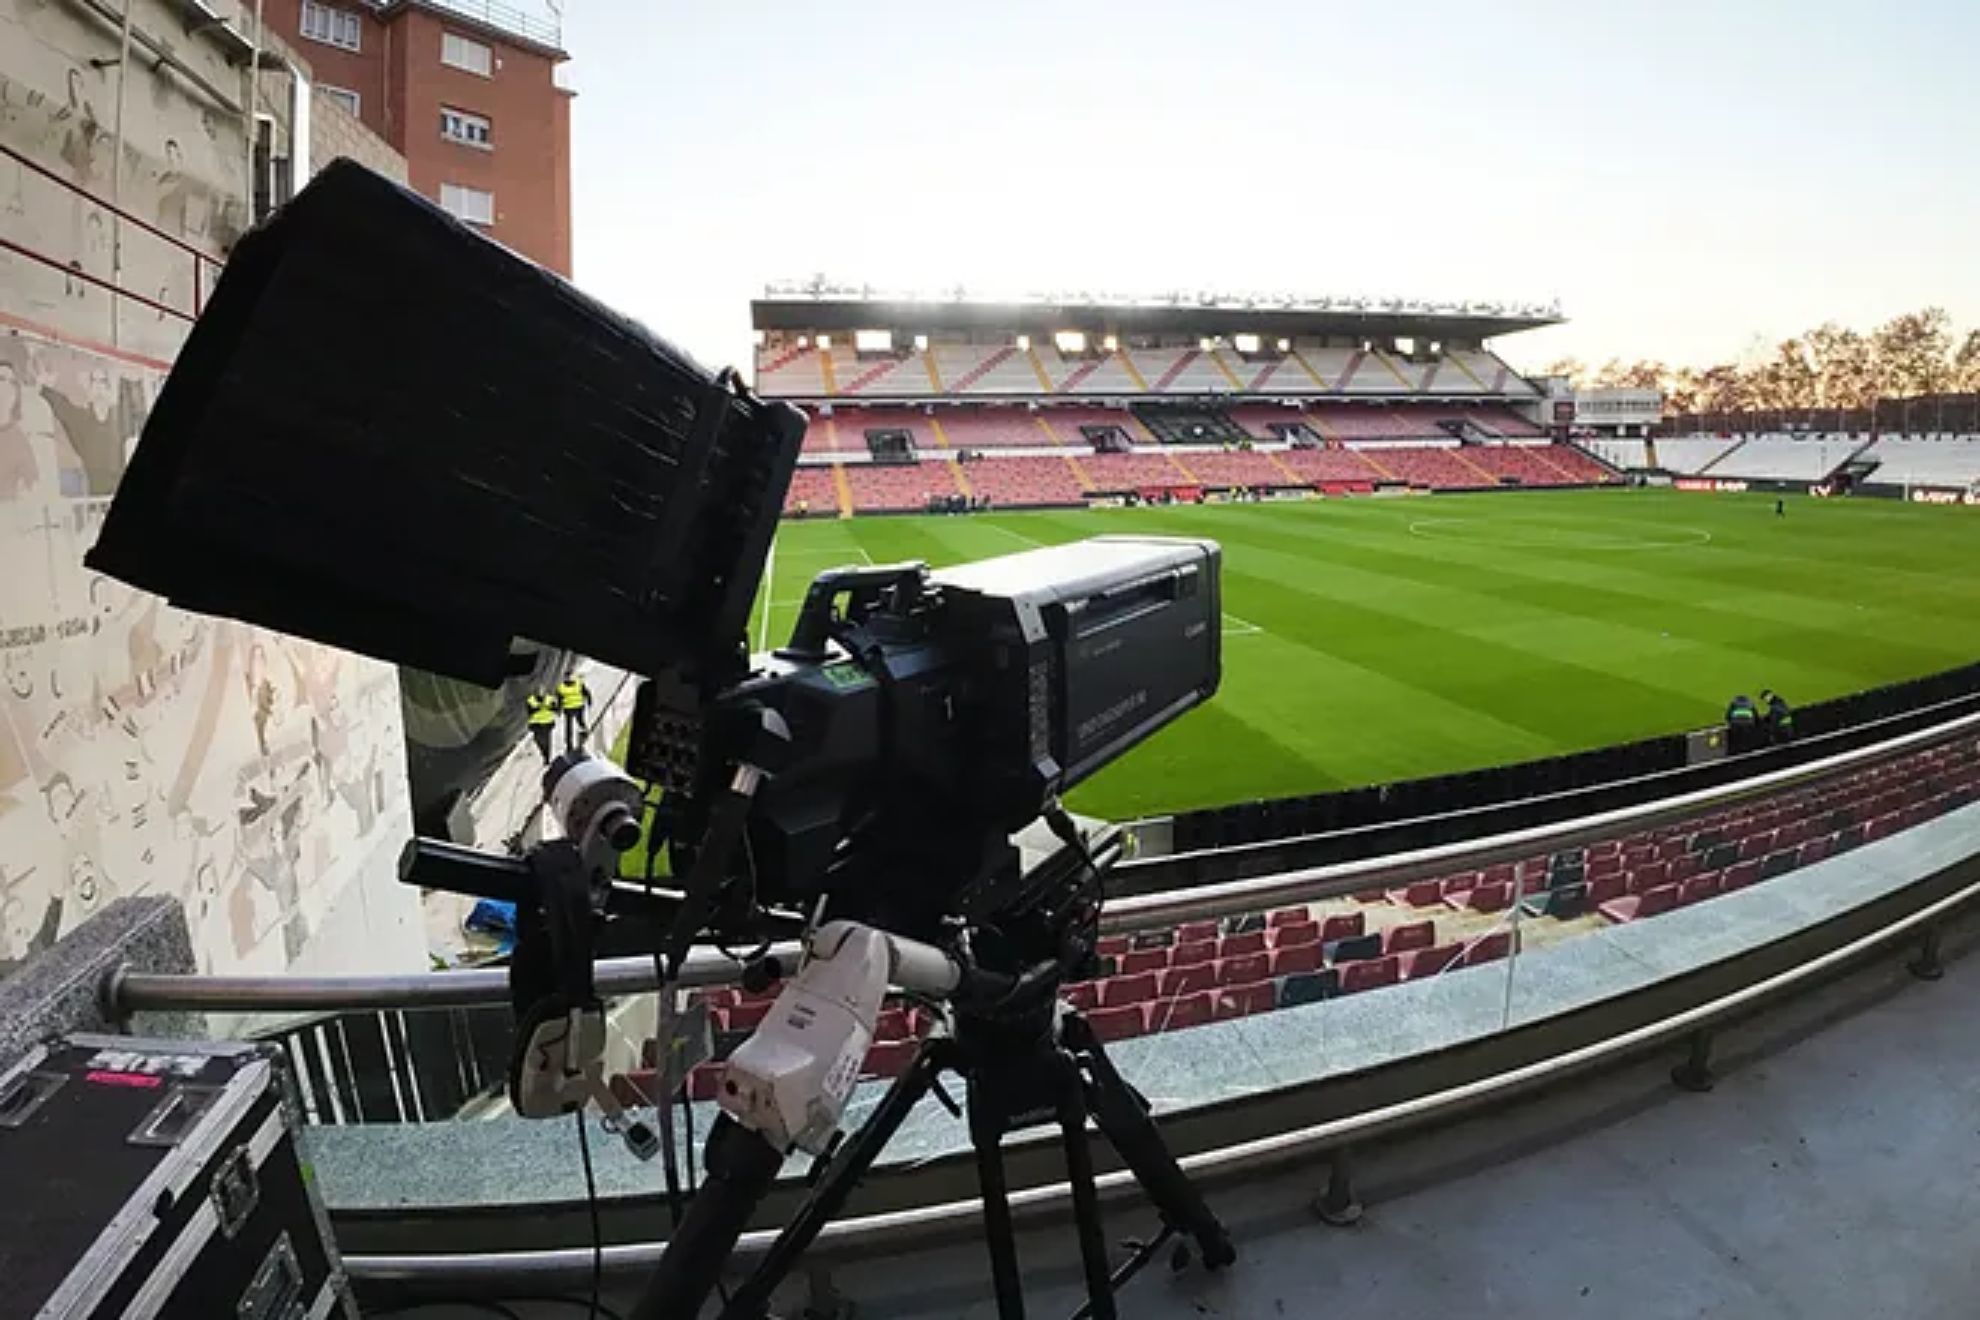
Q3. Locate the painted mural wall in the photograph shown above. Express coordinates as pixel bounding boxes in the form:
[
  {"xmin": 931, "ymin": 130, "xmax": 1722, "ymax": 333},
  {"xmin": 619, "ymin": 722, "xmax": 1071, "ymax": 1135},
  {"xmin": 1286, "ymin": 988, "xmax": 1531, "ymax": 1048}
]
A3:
[{"xmin": 0, "ymin": 0, "xmax": 424, "ymax": 977}]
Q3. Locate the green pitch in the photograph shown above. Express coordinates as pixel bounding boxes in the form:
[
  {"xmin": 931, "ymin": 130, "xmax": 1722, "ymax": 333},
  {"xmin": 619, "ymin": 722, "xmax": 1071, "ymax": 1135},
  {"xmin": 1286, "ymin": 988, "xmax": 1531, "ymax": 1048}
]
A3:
[{"xmin": 748, "ymin": 490, "xmax": 1980, "ymax": 822}]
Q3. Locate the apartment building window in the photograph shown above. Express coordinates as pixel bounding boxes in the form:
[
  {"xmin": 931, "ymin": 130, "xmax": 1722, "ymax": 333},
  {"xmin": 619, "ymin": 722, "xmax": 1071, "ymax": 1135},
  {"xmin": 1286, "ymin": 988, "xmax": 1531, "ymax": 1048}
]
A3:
[
  {"xmin": 300, "ymin": 0, "xmax": 361, "ymax": 51},
  {"xmin": 440, "ymin": 183, "xmax": 494, "ymax": 226},
  {"xmin": 441, "ymin": 32, "xmax": 493, "ymax": 76},
  {"xmin": 440, "ymin": 107, "xmax": 492, "ymax": 148},
  {"xmin": 320, "ymin": 86, "xmax": 360, "ymax": 117}
]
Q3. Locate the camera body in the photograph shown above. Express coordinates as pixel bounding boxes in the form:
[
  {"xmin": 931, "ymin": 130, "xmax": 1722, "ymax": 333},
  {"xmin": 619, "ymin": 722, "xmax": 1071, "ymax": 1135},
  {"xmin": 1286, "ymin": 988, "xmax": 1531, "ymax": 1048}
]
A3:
[{"xmin": 631, "ymin": 536, "xmax": 1221, "ymax": 934}]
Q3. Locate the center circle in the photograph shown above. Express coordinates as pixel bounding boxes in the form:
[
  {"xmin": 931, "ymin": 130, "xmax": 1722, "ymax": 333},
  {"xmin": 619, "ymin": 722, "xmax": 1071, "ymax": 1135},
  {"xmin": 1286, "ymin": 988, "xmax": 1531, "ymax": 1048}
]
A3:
[{"xmin": 1406, "ymin": 517, "xmax": 1712, "ymax": 551}]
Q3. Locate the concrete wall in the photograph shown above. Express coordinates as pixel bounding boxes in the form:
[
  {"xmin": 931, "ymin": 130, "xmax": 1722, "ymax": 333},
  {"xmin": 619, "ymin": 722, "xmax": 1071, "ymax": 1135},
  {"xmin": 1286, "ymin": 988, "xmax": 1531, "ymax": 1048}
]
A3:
[
  {"xmin": 311, "ymin": 84, "xmax": 408, "ymax": 185},
  {"xmin": 0, "ymin": 0, "xmax": 424, "ymax": 979}
]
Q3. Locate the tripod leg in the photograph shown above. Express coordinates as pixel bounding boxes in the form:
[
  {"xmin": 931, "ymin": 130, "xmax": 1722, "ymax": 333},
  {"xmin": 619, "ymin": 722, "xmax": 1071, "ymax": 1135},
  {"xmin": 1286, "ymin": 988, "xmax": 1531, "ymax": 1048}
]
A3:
[
  {"xmin": 1054, "ymin": 1058, "xmax": 1118, "ymax": 1320},
  {"xmin": 718, "ymin": 1042, "xmax": 948, "ymax": 1319},
  {"xmin": 1063, "ymin": 1011, "xmax": 1236, "ymax": 1270},
  {"xmin": 968, "ymin": 1082, "xmax": 1028, "ymax": 1320}
]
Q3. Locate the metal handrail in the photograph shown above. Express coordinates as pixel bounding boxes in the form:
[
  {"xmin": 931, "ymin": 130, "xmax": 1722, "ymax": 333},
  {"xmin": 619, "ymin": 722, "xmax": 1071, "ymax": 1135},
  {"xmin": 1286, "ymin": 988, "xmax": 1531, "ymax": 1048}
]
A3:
[
  {"xmin": 346, "ymin": 866, "xmax": 1980, "ymax": 1285},
  {"xmin": 110, "ymin": 709, "xmax": 1980, "ymax": 1014}
]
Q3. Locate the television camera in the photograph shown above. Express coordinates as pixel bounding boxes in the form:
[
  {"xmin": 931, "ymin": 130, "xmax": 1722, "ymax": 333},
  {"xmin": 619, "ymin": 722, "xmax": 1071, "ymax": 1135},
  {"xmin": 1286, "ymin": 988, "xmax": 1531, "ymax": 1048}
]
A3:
[{"xmin": 86, "ymin": 162, "xmax": 1233, "ymax": 1318}]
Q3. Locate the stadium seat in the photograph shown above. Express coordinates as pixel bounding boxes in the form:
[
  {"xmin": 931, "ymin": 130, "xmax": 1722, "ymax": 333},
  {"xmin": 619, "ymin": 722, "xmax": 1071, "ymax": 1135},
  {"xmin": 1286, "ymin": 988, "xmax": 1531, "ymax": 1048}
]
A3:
[
  {"xmin": 1269, "ymin": 943, "xmax": 1325, "ymax": 978},
  {"xmin": 1456, "ymin": 931, "xmax": 1515, "ymax": 967},
  {"xmin": 1721, "ymin": 860, "xmax": 1762, "ymax": 892},
  {"xmin": 1676, "ymin": 874, "xmax": 1721, "ymax": 907},
  {"xmin": 1279, "ymin": 970, "xmax": 1339, "ymax": 1006},
  {"xmin": 1598, "ymin": 883, "xmax": 1678, "ymax": 924},
  {"xmin": 876, "ymin": 1007, "xmax": 911, "ymax": 1041},
  {"xmin": 1217, "ymin": 953, "xmax": 1271, "ymax": 986},
  {"xmin": 1391, "ymin": 879, "xmax": 1445, "ymax": 908},
  {"xmin": 1320, "ymin": 913, "xmax": 1366, "ymax": 943},
  {"xmin": 1215, "ymin": 982, "xmax": 1277, "ymax": 1019},
  {"xmin": 1269, "ymin": 906, "xmax": 1311, "ymax": 928},
  {"xmin": 1177, "ymin": 920, "xmax": 1220, "ymax": 944},
  {"xmin": 1271, "ymin": 921, "xmax": 1321, "ymax": 949},
  {"xmin": 1586, "ymin": 874, "xmax": 1627, "ymax": 906},
  {"xmin": 1383, "ymin": 920, "xmax": 1436, "ymax": 955},
  {"xmin": 1329, "ymin": 933, "xmax": 1384, "ymax": 963},
  {"xmin": 1219, "ymin": 931, "xmax": 1267, "ymax": 958},
  {"xmin": 722, "ymin": 1000, "xmax": 772, "ymax": 1033},
  {"xmin": 1087, "ymin": 1004, "xmax": 1148, "ymax": 1043},
  {"xmin": 1096, "ymin": 935, "xmax": 1130, "ymax": 958},
  {"xmin": 1100, "ymin": 972, "xmax": 1158, "ymax": 1007},
  {"xmin": 1171, "ymin": 939, "xmax": 1218, "ymax": 968},
  {"xmin": 1340, "ymin": 956, "xmax": 1401, "ymax": 994},
  {"xmin": 1120, "ymin": 948, "xmax": 1168, "ymax": 975},
  {"xmin": 1158, "ymin": 963, "xmax": 1217, "ymax": 998},
  {"xmin": 1150, "ymin": 992, "xmax": 1216, "ymax": 1033},
  {"xmin": 1451, "ymin": 881, "xmax": 1511, "ymax": 913},
  {"xmin": 1400, "ymin": 944, "xmax": 1462, "ymax": 980},
  {"xmin": 1064, "ymin": 981, "xmax": 1099, "ymax": 1011}
]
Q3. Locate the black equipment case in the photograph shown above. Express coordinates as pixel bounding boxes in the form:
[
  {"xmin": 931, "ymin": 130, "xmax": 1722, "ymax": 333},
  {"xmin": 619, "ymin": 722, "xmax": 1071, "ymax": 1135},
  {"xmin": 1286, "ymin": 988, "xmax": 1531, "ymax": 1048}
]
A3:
[{"xmin": 0, "ymin": 1035, "xmax": 355, "ymax": 1320}]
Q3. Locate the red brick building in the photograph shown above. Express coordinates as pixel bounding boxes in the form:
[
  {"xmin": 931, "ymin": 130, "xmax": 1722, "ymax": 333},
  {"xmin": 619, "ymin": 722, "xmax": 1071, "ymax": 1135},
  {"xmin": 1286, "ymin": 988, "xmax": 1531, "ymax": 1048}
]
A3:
[{"xmin": 264, "ymin": 0, "xmax": 572, "ymax": 275}]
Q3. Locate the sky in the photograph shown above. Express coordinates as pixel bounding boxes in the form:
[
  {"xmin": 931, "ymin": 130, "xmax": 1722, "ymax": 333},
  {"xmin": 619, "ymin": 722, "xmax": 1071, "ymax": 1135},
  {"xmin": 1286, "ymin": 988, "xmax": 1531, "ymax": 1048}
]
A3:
[{"xmin": 557, "ymin": 0, "xmax": 1980, "ymax": 376}]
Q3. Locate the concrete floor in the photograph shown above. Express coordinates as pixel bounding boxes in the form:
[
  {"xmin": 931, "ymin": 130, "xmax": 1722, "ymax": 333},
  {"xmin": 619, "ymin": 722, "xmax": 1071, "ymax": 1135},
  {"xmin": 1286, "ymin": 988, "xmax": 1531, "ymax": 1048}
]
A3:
[{"xmin": 375, "ymin": 919, "xmax": 1980, "ymax": 1319}]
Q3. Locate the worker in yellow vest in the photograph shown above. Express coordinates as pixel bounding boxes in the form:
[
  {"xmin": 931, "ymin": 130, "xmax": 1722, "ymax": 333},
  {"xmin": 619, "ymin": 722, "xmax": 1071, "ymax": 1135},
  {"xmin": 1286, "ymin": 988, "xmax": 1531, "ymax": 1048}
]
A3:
[
  {"xmin": 556, "ymin": 670, "xmax": 592, "ymax": 752},
  {"xmin": 524, "ymin": 689, "xmax": 558, "ymax": 762}
]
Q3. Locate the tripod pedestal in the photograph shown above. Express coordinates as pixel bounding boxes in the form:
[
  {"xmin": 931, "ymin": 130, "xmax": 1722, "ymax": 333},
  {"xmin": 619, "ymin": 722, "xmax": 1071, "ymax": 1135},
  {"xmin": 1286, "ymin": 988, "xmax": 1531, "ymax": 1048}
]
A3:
[{"xmin": 657, "ymin": 1002, "xmax": 1233, "ymax": 1320}]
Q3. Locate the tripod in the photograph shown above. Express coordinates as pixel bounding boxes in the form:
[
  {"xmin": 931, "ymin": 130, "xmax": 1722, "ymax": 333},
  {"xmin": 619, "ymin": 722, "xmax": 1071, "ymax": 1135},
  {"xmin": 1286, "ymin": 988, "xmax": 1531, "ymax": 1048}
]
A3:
[{"xmin": 644, "ymin": 987, "xmax": 1234, "ymax": 1319}]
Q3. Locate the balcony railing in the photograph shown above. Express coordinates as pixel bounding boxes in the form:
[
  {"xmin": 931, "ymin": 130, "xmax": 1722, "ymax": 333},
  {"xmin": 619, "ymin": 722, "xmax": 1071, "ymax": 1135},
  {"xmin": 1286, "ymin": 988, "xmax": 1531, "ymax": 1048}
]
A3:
[{"xmin": 414, "ymin": 0, "xmax": 562, "ymax": 50}]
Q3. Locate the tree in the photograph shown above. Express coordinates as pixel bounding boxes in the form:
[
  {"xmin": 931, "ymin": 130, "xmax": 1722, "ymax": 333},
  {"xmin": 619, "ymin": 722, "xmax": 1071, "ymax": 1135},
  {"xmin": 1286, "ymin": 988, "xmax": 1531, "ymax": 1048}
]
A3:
[
  {"xmin": 1871, "ymin": 307, "xmax": 1953, "ymax": 398},
  {"xmin": 1540, "ymin": 357, "xmax": 1587, "ymax": 386},
  {"xmin": 1804, "ymin": 323, "xmax": 1877, "ymax": 409},
  {"xmin": 1954, "ymin": 330, "xmax": 1980, "ymax": 394},
  {"xmin": 1749, "ymin": 338, "xmax": 1817, "ymax": 410},
  {"xmin": 1691, "ymin": 364, "xmax": 1749, "ymax": 415}
]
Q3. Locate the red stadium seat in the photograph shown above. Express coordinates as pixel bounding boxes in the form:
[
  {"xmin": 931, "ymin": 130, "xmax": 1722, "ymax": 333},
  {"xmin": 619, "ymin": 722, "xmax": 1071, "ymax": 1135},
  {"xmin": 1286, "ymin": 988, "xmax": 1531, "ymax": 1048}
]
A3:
[
  {"xmin": 1451, "ymin": 881, "xmax": 1511, "ymax": 913},
  {"xmin": 1120, "ymin": 948, "xmax": 1168, "ymax": 975},
  {"xmin": 1064, "ymin": 981, "xmax": 1099, "ymax": 1011},
  {"xmin": 1676, "ymin": 875, "xmax": 1721, "ymax": 907},
  {"xmin": 1270, "ymin": 921, "xmax": 1321, "ymax": 949},
  {"xmin": 1383, "ymin": 920, "xmax": 1436, "ymax": 955},
  {"xmin": 1340, "ymin": 956, "xmax": 1401, "ymax": 994},
  {"xmin": 1320, "ymin": 913, "xmax": 1366, "ymax": 943},
  {"xmin": 1217, "ymin": 953, "xmax": 1271, "ymax": 986},
  {"xmin": 1171, "ymin": 939, "xmax": 1218, "ymax": 968},
  {"xmin": 1087, "ymin": 1005, "xmax": 1148, "ymax": 1043},
  {"xmin": 1214, "ymin": 982, "xmax": 1277, "ymax": 1019},
  {"xmin": 1157, "ymin": 963, "xmax": 1216, "ymax": 998},
  {"xmin": 1390, "ymin": 880, "xmax": 1444, "ymax": 908},
  {"xmin": 1149, "ymin": 992, "xmax": 1215, "ymax": 1033},
  {"xmin": 1400, "ymin": 944, "xmax": 1461, "ymax": 980},
  {"xmin": 1269, "ymin": 943, "xmax": 1324, "ymax": 977},
  {"xmin": 1269, "ymin": 907, "xmax": 1310, "ymax": 928},
  {"xmin": 1177, "ymin": 921, "xmax": 1220, "ymax": 945},
  {"xmin": 1456, "ymin": 931, "xmax": 1515, "ymax": 967},
  {"xmin": 1219, "ymin": 931, "xmax": 1267, "ymax": 958},
  {"xmin": 1099, "ymin": 972, "xmax": 1157, "ymax": 1007}
]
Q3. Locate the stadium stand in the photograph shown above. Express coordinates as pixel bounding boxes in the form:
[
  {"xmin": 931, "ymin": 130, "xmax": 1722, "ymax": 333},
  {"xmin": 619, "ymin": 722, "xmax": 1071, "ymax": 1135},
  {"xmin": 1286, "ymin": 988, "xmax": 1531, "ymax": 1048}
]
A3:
[
  {"xmin": 1276, "ymin": 445, "xmax": 1384, "ymax": 489},
  {"xmin": 755, "ymin": 336, "xmax": 1537, "ymax": 400},
  {"xmin": 1580, "ymin": 437, "xmax": 1653, "ymax": 470},
  {"xmin": 673, "ymin": 726, "xmax": 1978, "ymax": 1089},
  {"xmin": 1084, "ymin": 451, "xmax": 1198, "ymax": 490},
  {"xmin": 1463, "ymin": 444, "xmax": 1584, "ymax": 486},
  {"xmin": 927, "ymin": 407, "xmax": 1059, "ymax": 450},
  {"xmin": 1706, "ymin": 433, "xmax": 1868, "ymax": 482},
  {"xmin": 1654, "ymin": 435, "xmax": 1743, "ymax": 474},
  {"xmin": 812, "ymin": 407, "xmax": 937, "ymax": 456},
  {"xmin": 1859, "ymin": 435, "xmax": 1980, "ymax": 488},
  {"xmin": 1368, "ymin": 445, "xmax": 1495, "ymax": 488},
  {"xmin": 955, "ymin": 455, "xmax": 1089, "ymax": 506},
  {"xmin": 840, "ymin": 461, "xmax": 959, "ymax": 512},
  {"xmin": 783, "ymin": 464, "xmax": 840, "ymax": 516}
]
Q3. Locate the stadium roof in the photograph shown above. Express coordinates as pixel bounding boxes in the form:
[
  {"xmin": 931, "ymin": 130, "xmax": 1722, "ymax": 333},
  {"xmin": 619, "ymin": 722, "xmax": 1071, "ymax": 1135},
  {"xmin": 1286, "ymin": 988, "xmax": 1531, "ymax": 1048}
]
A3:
[{"xmin": 752, "ymin": 284, "xmax": 1564, "ymax": 341}]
